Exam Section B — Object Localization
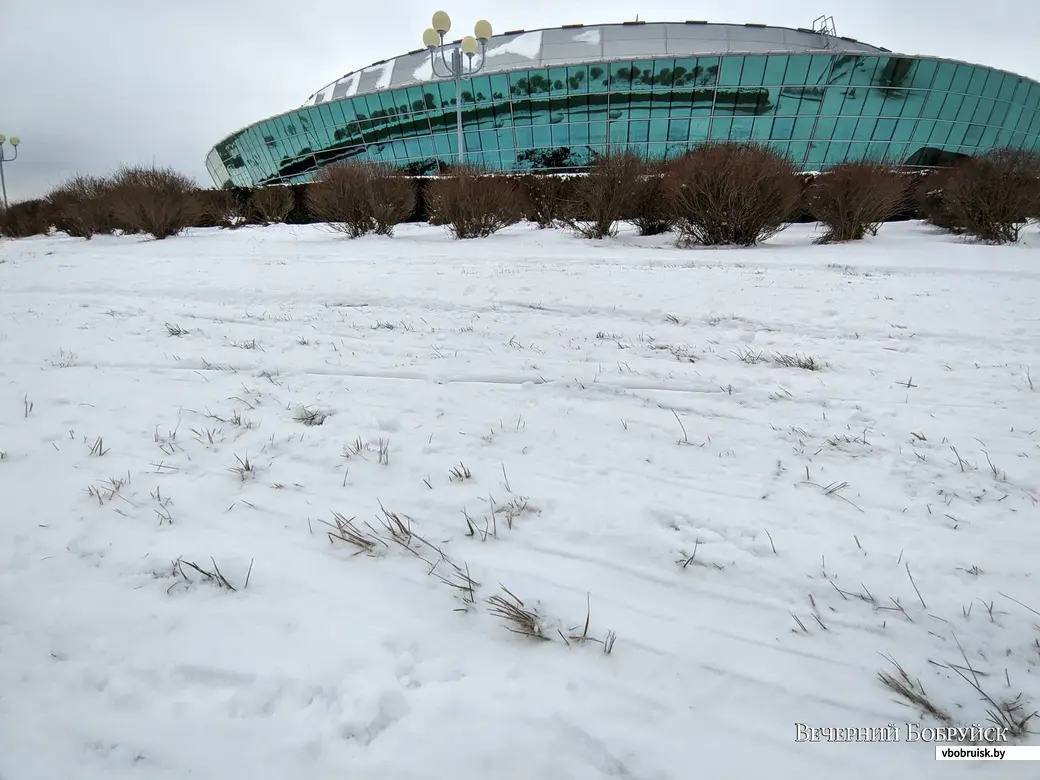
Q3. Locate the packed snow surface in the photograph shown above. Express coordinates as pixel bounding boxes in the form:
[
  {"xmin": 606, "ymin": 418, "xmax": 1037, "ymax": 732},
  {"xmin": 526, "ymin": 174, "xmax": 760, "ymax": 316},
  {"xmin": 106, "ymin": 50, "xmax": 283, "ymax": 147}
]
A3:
[{"xmin": 1, "ymin": 221, "xmax": 1039, "ymax": 779}]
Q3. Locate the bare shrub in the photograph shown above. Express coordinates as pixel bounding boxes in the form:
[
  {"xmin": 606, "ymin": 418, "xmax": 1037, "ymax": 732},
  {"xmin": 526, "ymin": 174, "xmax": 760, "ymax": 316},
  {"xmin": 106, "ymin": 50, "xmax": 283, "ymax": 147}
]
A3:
[
  {"xmin": 249, "ymin": 186, "xmax": 294, "ymax": 224},
  {"xmin": 914, "ymin": 169, "xmax": 965, "ymax": 233},
  {"xmin": 366, "ymin": 173, "xmax": 416, "ymax": 236},
  {"xmin": 306, "ymin": 162, "xmax": 414, "ymax": 237},
  {"xmin": 110, "ymin": 166, "xmax": 202, "ymax": 239},
  {"xmin": 941, "ymin": 150, "xmax": 1040, "ymax": 244},
  {"xmin": 630, "ymin": 162, "xmax": 674, "ymax": 236},
  {"xmin": 521, "ymin": 175, "xmax": 572, "ymax": 228},
  {"xmin": 427, "ymin": 166, "xmax": 522, "ymax": 239},
  {"xmin": 46, "ymin": 175, "xmax": 118, "ymax": 239},
  {"xmin": 806, "ymin": 162, "xmax": 909, "ymax": 243},
  {"xmin": 307, "ymin": 162, "xmax": 376, "ymax": 237},
  {"xmin": 194, "ymin": 189, "xmax": 240, "ymax": 229},
  {"xmin": 561, "ymin": 151, "xmax": 645, "ymax": 239},
  {"xmin": 666, "ymin": 142, "xmax": 801, "ymax": 246},
  {"xmin": 0, "ymin": 199, "xmax": 51, "ymax": 237}
]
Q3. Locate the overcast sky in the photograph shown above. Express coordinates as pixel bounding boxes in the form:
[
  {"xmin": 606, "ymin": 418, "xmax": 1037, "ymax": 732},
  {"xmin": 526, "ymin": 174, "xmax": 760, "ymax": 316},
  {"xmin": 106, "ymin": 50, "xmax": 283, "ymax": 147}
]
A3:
[{"xmin": 0, "ymin": 0, "xmax": 1034, "ymax": 201}]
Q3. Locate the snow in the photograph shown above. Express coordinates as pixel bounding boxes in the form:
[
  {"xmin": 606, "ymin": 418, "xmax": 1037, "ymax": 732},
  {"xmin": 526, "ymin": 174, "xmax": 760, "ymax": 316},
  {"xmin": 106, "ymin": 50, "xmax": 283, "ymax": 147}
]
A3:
[
  {"xmin": 366, "ymin": 60, "xmax": 395, "ymax": 92},
  {"xmin": 485, "ymin": 31, "xmax": 543, "ymax": 62},
  {"xmin": 411, "ymin": 56, "xmax": 434, "ymax": 83},
  {"xmin": 1, "ymin": 220, "xmax": 1039, "ymax": 779},
  {"xmin": 573, "ymin": 28, "xmax": 602, "ymax": 46}
]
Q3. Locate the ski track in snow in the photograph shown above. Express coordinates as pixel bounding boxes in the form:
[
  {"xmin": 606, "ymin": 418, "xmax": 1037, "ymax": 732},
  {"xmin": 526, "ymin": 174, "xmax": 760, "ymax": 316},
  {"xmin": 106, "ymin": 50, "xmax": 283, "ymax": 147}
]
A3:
[{"xmin": 1, "ymin": 220, "xmax": 1039, "ymax": 779}]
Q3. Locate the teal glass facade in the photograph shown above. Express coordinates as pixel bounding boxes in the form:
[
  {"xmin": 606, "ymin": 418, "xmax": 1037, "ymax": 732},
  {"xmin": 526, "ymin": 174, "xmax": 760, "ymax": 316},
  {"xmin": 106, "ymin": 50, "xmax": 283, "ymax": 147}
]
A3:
[{"xmin": 207, "ymin": 51, "xmax": 1040, "ymax": 188}]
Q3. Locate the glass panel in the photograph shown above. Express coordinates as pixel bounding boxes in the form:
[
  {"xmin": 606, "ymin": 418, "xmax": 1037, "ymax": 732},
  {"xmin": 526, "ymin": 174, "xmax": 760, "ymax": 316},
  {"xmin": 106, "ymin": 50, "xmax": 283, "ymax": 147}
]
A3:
[
  {"xmin": 938, "ymin": 94, "xmax": 965, "ymax": 121},
  {"xmin": 739, "ymin": 56, "xmax": 767, "ymax": 86},
  {"xmin": 956, "ymin": 96, "xmax": 980, "ymax": 122},
  {"xmin": 871, "ymin": 118, "xmax": 896, "ymax": 141},
  {"xmin": 919, "ymin": 90, "xmax": 947, "ymax": 119},
  {"xmin": 928, "ymin": 121, "xmax": 953, "ymax": 146},
  {"xmin": 931, "ymin": 62, "xmax": 957, "ymax": 92},
  {"xmin": 962, "ymin": 124, "xmax": 985, "ymax": 147},
  {"xmin": 912, "ymin": 120, "xmax": 935, "ymax": 142},
  {"xmin": 834, "ymin": 116, "xmax": 858, "ymax": 140},
  {"xmin": 821, "ymin": 88, "xmax": 847, "ymax": 115},
  {"xmin": 719, "ymin": 57, "xmax": 744, "ymax": 86},
  {"xmin": 909, "ymin": 59, "xmax": 938, "ymax": 90},
  {"xmin": 891, "ymin": 118, "xmax": 916, "ymax": 142},
  {"xmin": 792, "ymin": 116, "xmax": 816, "ymax": 139},
  {"xmin": 949, "ymin": 64, "xmax": 974, "ymax": 94},
  {"xmin": 972, "ymin": 98, "xmax": 996, "ymax": 125},
  {"xmin": 825, "ymin": 141, "xmax": 850, "ymax": 164},
  {"xmin": 689, "ymin": 118, "xmax": 710, "ymax": 140},
  {"xmin": 989, "ymin": 101, "xmax": 1011, "ymax": 126},
  {"xmin": 710, "ymin": 117, "xmax": 732, "ymax": 139},
  {"xmin": 807, "ymin": 55, "xmax": 833, "ymax": 85},
  {"xmin": 763, "ymin": 55, "xmax": 790, "ymax": 85},
  {"xmin": 966, "ymin": 67, "xmax": 989, "ymax": 95},
  {"xmin": 946, "ymin": 123, "xmax": 969, "ymax": 146},
  {"xmin": 814, "ymin": 116, "xmax": 837, "ymax": 138},
  {"xmin": 771, "ymin": 117, "xmax": 794, "ymax": 140},
  {"xmin": 849, "ymin": 57, "xmax": 882, "ymax": 87},
  {"xmin": 979, "ymin": 125, "xmax": 1000, "ymax": 148},
  {"xmin": 730, "ymin": 118, "xmax": 753, "ymax": 139}
]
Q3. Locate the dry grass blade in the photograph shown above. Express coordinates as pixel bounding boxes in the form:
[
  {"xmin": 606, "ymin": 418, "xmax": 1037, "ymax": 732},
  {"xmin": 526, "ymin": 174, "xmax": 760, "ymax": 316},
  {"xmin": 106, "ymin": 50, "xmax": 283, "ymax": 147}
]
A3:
[
  {"xmin": 878, "ymin": 655, "xmax": 952, "ymax": 723},
  {"xmin": 487, "ymin": 586, "xmax": 547, "ymax": 640},
  {"xmin": 174, "ymin": 557, "xmax": 237, "ymax": 591},
  {"xmin": 376, "ymin": 501, "xmax": 412, "ymax": 546},
  {"xmin": 165, "ymin": 322, "xmax": 189, "ymax": 337},
  {"xmin": 320, "ymin": 511, "xmax": 385, "ymax": 555}
]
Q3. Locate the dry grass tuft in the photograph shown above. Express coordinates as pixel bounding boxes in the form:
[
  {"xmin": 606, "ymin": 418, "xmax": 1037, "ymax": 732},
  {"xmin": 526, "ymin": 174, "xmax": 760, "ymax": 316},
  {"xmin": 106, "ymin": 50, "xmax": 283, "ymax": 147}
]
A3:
[
  {"xmin": 293, "ymin": 406, "xmax": 328, "ymax": 426},
  {"xmin": 487, "ymin": 586, "xmax": 548, "ymax": 640},
  {"xmin": 774, "ymin": 352, "xmax": 823, "ymax": 371},
  {"xmin": 449, "ymin": 462, "xmax": 472, "ymax": 482},
  {"xmin": 321, "ymin": 511, "xmax": 386, "ymax": 555}
]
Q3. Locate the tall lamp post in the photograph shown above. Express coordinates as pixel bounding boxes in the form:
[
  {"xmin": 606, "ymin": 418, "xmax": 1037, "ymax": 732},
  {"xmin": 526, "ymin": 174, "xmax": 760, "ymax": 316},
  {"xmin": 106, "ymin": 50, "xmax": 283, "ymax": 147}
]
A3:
[
  {"xmin": 0, "ymin": 134, "xmax": 20, "ymax": 210},
  {"xmin": 421, "ymin": 11, "xmax": 493, "ymax": 165}
]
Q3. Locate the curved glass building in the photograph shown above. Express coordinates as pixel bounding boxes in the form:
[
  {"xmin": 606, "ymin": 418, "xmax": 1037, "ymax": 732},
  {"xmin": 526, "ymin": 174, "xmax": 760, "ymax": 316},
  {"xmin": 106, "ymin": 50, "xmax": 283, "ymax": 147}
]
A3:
[{"xmin": 205, "ymin": 20, "xmax": 1040, "ymax": 188}]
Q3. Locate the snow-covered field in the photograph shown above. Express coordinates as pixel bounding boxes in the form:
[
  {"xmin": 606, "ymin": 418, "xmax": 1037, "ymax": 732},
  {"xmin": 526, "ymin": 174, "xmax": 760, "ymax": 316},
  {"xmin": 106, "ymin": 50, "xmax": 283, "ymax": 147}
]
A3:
[{"xmin": 1, "ymin": 220, "xmax": 1039, "ymax": 779}]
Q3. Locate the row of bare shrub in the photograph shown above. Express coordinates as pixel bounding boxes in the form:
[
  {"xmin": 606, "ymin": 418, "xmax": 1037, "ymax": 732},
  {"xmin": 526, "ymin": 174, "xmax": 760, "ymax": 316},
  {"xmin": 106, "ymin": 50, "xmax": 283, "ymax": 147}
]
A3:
[
  {"xmin": 516, "ymin": 146, "xmax": 910, "ymax": 246},
  {"xmin": 4, "ymin": 146, "xmax": 1038, "ymax": 245},
  {"xmin": 510, "ymin": 145, "xmax": 1040, "ymax": 246},
  {"xmin": 0, "ymin": 168, "xmax": 302, "ymax": 240}
]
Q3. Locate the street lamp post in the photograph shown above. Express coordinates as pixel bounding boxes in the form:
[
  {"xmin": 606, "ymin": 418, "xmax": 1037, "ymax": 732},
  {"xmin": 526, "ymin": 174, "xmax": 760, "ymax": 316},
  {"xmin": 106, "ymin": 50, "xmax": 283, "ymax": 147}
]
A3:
[
  {"xmin": 0, "ymin": 134, "xmax": 20, "ymax": 210},
  {"xmin": 421, "ymin": 11, "xmax": 493, "ymax": 165}
]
